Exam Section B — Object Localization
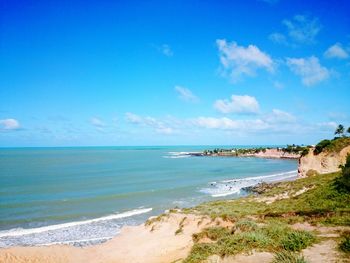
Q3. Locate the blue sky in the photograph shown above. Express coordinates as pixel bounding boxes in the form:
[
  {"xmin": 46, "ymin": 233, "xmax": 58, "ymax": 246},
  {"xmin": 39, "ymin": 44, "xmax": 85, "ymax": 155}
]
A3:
[{"xmin": 0, "ymin": 0, "xmax": 349, "ymax": 146}]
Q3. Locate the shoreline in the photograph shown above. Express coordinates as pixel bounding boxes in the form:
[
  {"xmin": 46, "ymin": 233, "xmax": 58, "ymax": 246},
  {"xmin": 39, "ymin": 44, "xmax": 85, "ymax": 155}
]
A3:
[
  {"xmin": 0, "ymin": 169, "xmax": 298, "ymax": 248},
  {"xmin": 0, "ymin": 171, "xmax": 299, "ymax": 260},
  {"xmin": 0, "ymin": 159, "xmax": 298, "ymax": 249},
  {"xmin": 2, "ymin": 137, "xmax": 349, "ymax": 262},
  {"xmin": 0, "ymin": 212, "xmax": 214, "ymax": 263},
  {"xmin": 188, "ymin": 147, "xmax": 302, "ymax": 159},
  {"xmin": 1, "ymin": 170, "xmax": 349, "ymax": 263}
]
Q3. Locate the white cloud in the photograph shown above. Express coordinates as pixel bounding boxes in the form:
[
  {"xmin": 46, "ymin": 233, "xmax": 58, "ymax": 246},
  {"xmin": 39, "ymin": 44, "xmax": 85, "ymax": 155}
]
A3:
[
  {"xmin": 266, "ymin": 109, "xmax": 296, "ymax": 123},
  {"xmin": 156, "ymin": 127, "xmax": 174, "ymax": 135},
  {"xmin": 270, "ymin": 15, "xmax": 321, "ymax": 46},
  {"xmin": 193, "ymin": 117, "xmax": 240, "ymax": 130},
  {"xmin": 160, "ymin": 44, "xmax": 173, "ymax": 57},
  {"xmin": 192, "ymin": 117, "xmax": 269, "ymax": 131},
  {"xmin": 125, "ymin": 110, "xmax": 337, "ymax": 140},
  {"xmin": 317, "ymin": 121, "xmax": 338, "ymax": 130},
  {"xmin": 125, "ymin": 112, "xmax": 143, "ymax": 124},
  {"xmin": 125, "ymin": 112, "xmax": 175, "ymax": 135},
  {"xmin": 286, "ymin": 56, "xmax": 330, "ymax": 86},
  {"xmin": 269, "ymin": 33, "xmax": 288, "ymax": 45},
  {"xmin": 152, "ymin": 44, "xmax": 173, "ymax": 57},
  {"xmin": 214, "ymin": 95, "xmax": 259, "ymax": 114},
  {"xmin": 0, "ymin": 118, "xmax": 21, "ymax": 130},
  {"xmin": 216, "ymin": 39, "xmax": 274, "ymax": 82},
  {"xmin": 283, "ymin": 15, "xmax": 321, "ymax": 44},
  {"xmin": 90, "ymin": 117, "xmax": 106, "ymax": 128},
  {"xmin": 324, "ymin": 43, "xmax": 349, "ymax": 59},
  {"xmin": 192, "ymin": 109, "xmax": 299, "ymax": 134},
  {"xmin": 175, "ymin": 86, "xmax": 199, "ymax": 102}
]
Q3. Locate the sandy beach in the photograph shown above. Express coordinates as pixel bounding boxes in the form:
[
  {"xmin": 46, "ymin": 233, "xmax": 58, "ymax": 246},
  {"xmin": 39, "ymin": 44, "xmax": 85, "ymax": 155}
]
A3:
[{"xmin": 0, "ymin": 213, "xmax": 214, "ymax": 263}]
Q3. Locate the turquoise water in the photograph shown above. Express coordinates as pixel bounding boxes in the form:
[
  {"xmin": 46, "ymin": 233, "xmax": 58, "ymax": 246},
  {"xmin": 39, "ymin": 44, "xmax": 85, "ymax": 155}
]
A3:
[{"xmin": 0, "ymin": 146, "xmax": 297, "ymax": 247}]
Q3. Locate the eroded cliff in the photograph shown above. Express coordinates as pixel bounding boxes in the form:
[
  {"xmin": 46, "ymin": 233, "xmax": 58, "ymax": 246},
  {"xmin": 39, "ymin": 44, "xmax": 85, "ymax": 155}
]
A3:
[{"xmin": 298, "ymin": 138, "xmax": 350, "ymax": 177}]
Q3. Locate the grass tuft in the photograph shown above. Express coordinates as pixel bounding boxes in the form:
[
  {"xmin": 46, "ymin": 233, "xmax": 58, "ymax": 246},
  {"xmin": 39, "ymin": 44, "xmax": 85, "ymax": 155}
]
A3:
[
  {"xmin": 183, "ymin": 243, "xmax": 218, "ymax": 263},
  {"xmin": 145, "ymin": 213, "xmax": 167, "ymax": 226},
  {"xmin": 192, "ymin": 227, "xmax": 230, "ymax": 242},
  {"xmin": 235, "ymin": 219, "xmax": 258, "ymax": 232},
  {"xmin": 184, "ymin": 221, "xmax": 316, "ymax": 262},
  {"xmin": 272, "ymin": 251, "xmax": 308, "ymax": 263},
  {"xmin": 281, "ymin": 231, "xmax": 315, "ymax": 252}
]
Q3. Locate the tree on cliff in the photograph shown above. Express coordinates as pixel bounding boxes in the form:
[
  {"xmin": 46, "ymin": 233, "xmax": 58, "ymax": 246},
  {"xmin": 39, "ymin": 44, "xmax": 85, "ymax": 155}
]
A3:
[{"xmin": 335, "ymin": 124, "xmax": 345, "ymax": 137}]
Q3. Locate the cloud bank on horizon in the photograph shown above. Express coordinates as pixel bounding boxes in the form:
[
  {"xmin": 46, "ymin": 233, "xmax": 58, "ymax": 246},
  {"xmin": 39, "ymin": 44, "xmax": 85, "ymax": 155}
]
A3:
[{"xmin": 0, "ymin": 0, "xmax": 349, "ymax": 146}]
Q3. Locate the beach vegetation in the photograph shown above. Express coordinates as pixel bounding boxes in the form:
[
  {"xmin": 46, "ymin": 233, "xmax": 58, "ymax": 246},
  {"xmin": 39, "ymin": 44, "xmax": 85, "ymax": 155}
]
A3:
[
  {"xmin": 283, "ymin": 144, "xmax": 309, "ymax": 155},
  {"xmin": 192, "ymin": 226, "xmax": 231, "ymax": 242},
  {"xmin": 184, "ymin": 221, "xmax": 316, "ymax": 262},
  {"xmin": 189, "ymin": 171, "xmax": 350, "ymax": 225},
  {"xmin": 336, "ymin": 154, "xmax": 350, "ymax": 192},
  {"xmin": 301, "ymin": 147, "xmax": 309, "ymax": 157},
  {"xmin": 280, "ymin": 230, "xmax": 315, "ymax": 251},
  {"xmin": 305, "ymin": 169, "xmax": 318, "ymax": 177},
  {"xmin": 314, "ymin": 139, "xmax": 331, "ymax": 154},
  {"xmin": 145, "ymin": 213, "xmax": 167, "ymax": 226},
  {"xmin": 175, "ymin": 216, "xmax": 187, "ymax": 235},
  {"xmin": 175, "ymin": 227, "xmax": 183, "ymax": 235},
  {"xmin": 183, "ymin": 168, "xmax": 350, "ymax": 262},
  {"xmin": 272, "ymin": 251, "xmax": 308, "ymax": 263},
  {"xmin": 339, "ymin": 231, "xmax": 350, "ymax": 253},
  {"xmin": 235, "ymin": 219, "xmax": 258, "ymax": 232},
  {"xmin": 314, "ymin": 136, "xmax": 350, "ymax": 155}
]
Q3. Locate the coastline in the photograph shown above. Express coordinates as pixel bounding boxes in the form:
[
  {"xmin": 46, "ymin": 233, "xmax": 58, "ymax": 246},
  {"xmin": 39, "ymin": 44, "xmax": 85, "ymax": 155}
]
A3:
[
  {"xmin": 1, "ymin": 170, "xmax": 349, "ymax": 263},
  {"xmin": 0, "ymin": 213, "xmax": 214, "ymax": 263},
  {"xmin": 0, "ymin": 147, "xmax": 298, "ymax": 249},
  {"xmin": 0, "ymin": 169, "xmax": 299, "ymax": 263},
  {"xmin": 1, "ymin": 138, "xmax": 349, "ymax": 263},
  {"xmin": 189, "ymin": 148, "xmax": 301, "ymax": 159}
]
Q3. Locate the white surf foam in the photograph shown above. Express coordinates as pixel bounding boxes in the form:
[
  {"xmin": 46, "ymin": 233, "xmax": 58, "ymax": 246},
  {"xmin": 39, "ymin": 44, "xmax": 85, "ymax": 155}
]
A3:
[
  {"xmin": 40, "ymin": 236, "xmax": 114, "ymax": 246},
  {"xmin": 0, "ymin": 208, "xmax": 152, "ymax": 238},
  {"xmin": 163, "ymin": 151, "xmax": 202, "ymax": 159},
  {"xmin": 163, "ymin": 155, "xmax": 191, "ymax": 159},
  {"xmin": 200, "ymin": 170, "xmax": 297, "ymax": 198},
  {"xmin": 221, "ymin": 170, "xmax": 296, "ymax": 183}
]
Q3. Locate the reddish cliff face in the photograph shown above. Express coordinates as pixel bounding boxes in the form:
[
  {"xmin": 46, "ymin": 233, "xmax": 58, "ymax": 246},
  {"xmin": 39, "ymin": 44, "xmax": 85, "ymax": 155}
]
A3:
[
  {"xmin": 298, "ymin": 145, "xmax": 350, "ymax": 177},
  {"xmin": 242, "ymin": 148, "xmax": 300, "ymax": 159}
]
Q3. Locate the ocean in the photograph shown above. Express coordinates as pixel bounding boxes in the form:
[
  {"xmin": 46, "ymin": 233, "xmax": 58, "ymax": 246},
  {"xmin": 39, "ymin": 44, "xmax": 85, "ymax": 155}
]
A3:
[{"xmin": 0, "ymin": 146, "xmax": 297, "ymax": 247}]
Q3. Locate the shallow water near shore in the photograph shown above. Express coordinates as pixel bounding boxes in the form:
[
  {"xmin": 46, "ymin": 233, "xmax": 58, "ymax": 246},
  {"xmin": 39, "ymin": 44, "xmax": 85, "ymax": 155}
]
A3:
[{"xmin": 0, "ymin": 146, "xmax": 297, "ymax": 247}]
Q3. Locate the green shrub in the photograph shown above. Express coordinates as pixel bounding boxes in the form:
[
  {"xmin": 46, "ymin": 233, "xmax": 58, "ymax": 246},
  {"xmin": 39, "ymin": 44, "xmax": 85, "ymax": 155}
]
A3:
[
  {"xmin": 335, "ymin": 154, "xmax": 350, "ymax": 192},
  {"xmin": 192, "ymin": 227, "xmax": 230, "ymax": 242},
  {"xmin": 272, "ymin": 251, "xmax": 308, "ymax": 263},
  {"xmin": 301, "ymin": 148, "xmax": 309, "ymax": 157},
  {"xmin": 216, "ymin": 231, "xmax": 272, "ymax": 256},
  {"xmin": 185, "ymin": 220, "xmax": 316, "ymax": 262},
  {"xmin": 183, "ymin": 243, "xmax": 218, "ymax": 263},
  {"xmin": 305, "ymin": 169, "xmax": 318, "ymax": 177},
  {"xmin": 175, "ymin": 227, "xmax": 183, "ymax": 235},
  {"xmin": 235, "ymin": 219, "xmax": 258, "ymax": 232},
  {"xmin": 314, "ymin": 139, "xmax": 331, "ymax": 154},
  {"xmin": 281, "ymin": 231, "xmax": 315, "ymax": 252},
  {"xmin": 339, "ymin": 231, "xmax": 350, "ymax": 253}
]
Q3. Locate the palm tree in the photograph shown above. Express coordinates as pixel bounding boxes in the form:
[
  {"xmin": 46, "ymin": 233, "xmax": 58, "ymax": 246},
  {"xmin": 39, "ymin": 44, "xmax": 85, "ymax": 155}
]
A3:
[
  {"xmin": 347, "ymin": 126, "xmax": 350, "ymax": 135},
  {"xmin": 335, "ymin": 124, "xmax": 344, "ymax": 137}
]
